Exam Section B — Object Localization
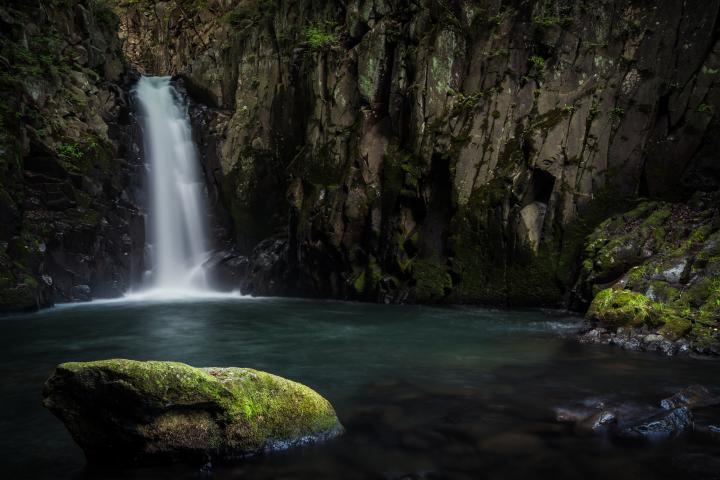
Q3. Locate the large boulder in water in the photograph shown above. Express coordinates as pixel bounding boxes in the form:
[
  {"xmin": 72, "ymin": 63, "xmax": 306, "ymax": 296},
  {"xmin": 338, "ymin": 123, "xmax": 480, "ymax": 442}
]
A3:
[{"xmin": 42, "ymin": 360, "xmax": 343, "ymax": 465}]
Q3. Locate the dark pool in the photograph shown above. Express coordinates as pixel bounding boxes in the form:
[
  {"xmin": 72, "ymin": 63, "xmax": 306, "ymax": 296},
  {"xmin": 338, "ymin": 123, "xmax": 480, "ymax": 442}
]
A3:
[{"xmin": 1, "ymin": 297, "xmax": 718, "ymax": 479}]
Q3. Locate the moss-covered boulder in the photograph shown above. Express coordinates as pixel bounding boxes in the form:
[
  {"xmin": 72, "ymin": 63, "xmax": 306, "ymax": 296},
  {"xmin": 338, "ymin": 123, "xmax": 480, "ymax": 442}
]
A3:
[
  {"xmin": 42, "ymin": 360, "xmax": 343, "ymax": 465},
  {"xmin": 586, "ymin": 288, "xmax": 660, "ymax": 328}
]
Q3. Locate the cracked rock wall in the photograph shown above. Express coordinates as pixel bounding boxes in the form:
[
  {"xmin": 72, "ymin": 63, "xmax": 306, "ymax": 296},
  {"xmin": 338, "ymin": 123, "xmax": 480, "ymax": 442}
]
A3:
[{"xmin": 110, "ymin": 0, "xmax": 720, "ymax": 306}]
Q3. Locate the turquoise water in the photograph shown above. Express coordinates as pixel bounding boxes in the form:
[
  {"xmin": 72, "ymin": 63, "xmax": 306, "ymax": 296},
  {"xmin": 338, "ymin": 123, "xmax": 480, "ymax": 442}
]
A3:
[{"xmin": 0, "ymin": 298, "xmax": 718, "ymax": 479}]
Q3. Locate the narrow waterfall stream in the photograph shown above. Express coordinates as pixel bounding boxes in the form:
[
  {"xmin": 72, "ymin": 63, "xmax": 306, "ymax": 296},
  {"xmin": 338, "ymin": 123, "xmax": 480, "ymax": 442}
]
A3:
[{"xmin": 134, "ymin": 76, "xmax": 211, "ymax": 296}]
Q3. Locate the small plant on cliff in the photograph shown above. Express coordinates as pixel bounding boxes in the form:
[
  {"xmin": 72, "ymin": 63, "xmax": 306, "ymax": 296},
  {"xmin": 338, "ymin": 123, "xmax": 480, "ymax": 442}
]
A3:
[
  {"xmin": 57, "ymin": 143, "xmax": 83, "ymax": 161},
  {"xmin": 610, "ymin": 107, "xmax": 625, "ymax": 119},
  {"xmin": 533, "ymin": 15, "xmax": 561, "ymax": 27},
  {"xmin": 697, "ymin": 104, "xmax": 714, "ymax": 115},
  {"xmin": 304, "ymin": 23, "xmax": 339, "ymax": 50},
  {"xmin": 529, "ymin": 55, "xmax": 546, "ymax": 72}
]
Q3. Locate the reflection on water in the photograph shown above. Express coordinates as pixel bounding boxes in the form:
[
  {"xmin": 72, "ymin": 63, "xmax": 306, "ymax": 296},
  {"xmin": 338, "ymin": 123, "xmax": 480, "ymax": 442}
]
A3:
[{"xmin": 0, "ymin": 298, "xmax": 718, "ymax": 479}]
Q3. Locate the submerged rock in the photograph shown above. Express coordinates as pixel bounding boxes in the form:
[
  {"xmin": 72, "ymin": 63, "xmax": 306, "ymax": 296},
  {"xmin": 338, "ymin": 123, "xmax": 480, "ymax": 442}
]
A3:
[
  {"xmin": 618, "ymin": 407, "xmax": 693, "ymax": 441},
  {"xmin": 554, "ymin": 387, "xmax": 720, "ymax": 441},
  {"xmin": 661, "ymin": 385, "xmax": 720, "ymax": 410},
  {"xmin": 43, "ymin": 360, "xmax": 343, "ymax": 465}
]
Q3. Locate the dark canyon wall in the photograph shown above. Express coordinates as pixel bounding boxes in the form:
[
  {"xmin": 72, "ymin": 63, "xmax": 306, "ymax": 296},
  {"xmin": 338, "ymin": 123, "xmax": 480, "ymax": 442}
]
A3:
[
  {"xmin": 1, "ymin": 0, "xmax": 718, "ymax": 315},
  {"xmin": 0, "ymin": 0, "xmax": 145, "ymax": 311},
  {"xmin": 111, "ymin": 0, "xmax": 720, "ymax": 306}
]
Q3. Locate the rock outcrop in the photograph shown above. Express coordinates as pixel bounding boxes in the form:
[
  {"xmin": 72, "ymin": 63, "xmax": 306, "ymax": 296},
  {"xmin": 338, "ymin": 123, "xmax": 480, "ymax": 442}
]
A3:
[
  {"xmin": 0, "ymin": 0, "xmax": 145, "ymax": 312},
  {"xmin": 578, "ymin": 193, "xmax": 720, "ymax": 353},
  {"xmin": 42, "ymin": 359, "xmax": 343, "ymax": 465},
  {"xmin": 108, "ymin": 0, "xmax": 720, "ymax": 307}
]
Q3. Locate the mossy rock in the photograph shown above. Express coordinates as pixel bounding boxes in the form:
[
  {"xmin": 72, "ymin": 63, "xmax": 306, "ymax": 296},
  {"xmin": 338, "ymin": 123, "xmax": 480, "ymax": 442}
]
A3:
[
  {"xmin": 43, "ymin": 360, "xmax": 342, "ymax": 465},
  {"xmin": 657, "ymin": 310, "xmax": 693, "ymax": 340},
  {"xmin": 586, "ymin": 288, "xmax": 659, "ymax": 328},
  {"xmin": 412, "ymin": 257, "xmax": 452, "ymax": 302}
]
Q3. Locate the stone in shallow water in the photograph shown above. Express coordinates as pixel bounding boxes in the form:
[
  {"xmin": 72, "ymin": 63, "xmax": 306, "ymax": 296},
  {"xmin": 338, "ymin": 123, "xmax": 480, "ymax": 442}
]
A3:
[
  {"xmin": 618, "ymin": 407, "xmax": 693, "ymax": 441},
  {"xmin": 42, "ymin": 359, "xmax": 343, "ymax": 465},
  {"xmin": 660, "ymin": 385, "xmax": 720, "ymax": 410}
]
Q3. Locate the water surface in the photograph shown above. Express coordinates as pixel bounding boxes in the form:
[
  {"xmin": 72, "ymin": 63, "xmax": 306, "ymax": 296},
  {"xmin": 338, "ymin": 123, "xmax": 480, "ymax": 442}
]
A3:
[{"xmin": 1, "ymin": 298, "xmax": 718, "ymax": 479}]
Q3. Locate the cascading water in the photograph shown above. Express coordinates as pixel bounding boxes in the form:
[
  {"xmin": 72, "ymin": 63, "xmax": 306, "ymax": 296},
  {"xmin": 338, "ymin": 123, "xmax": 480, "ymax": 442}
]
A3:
[{"xmin": 134, "ymin": 76, "xmax": 211, "ymax": 296}]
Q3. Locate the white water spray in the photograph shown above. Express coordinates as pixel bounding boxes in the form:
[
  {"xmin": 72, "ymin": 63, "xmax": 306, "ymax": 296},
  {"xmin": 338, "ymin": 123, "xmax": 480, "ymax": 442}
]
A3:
[{"xmin": 134, "ymin": 76, "xmax": 211, "ymax": 297}]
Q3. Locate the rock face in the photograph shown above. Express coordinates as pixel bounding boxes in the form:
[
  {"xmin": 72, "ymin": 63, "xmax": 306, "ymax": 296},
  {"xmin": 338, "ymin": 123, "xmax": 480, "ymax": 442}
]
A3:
[
  {"xmin": 578, "ymin": 194, "xmax": 720, "ymax": 353},
  {"xmin": 2, "ymin": 0, "xmax": 719, "ymax": 319},
  {"xmin": 42, "ymin": 360, "xmax": 343, "ymax": 465},
  {"xmin": 0, "ymin": 1, "xmax": 145, "ymax": 312},
  {"xmin": 107, "ymin": 0, "xmax": 720, "ymax": 306}
]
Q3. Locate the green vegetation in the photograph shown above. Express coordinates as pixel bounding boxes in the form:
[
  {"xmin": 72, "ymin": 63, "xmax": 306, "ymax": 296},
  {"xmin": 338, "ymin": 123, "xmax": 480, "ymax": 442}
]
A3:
[
  {"xmin": 304, "ymin": 23, "xmax": 339, "ymax": 50},
  {"xmin": 610, "ymin": 106, "xmax": 625, "ymax": 119},
  {"xmin": 582, "ymin": 197, "xmax": 720, "ymax": 347},
  {"xmin": 587, "ymin": 288, "xmax": 659, "ymax": 328},
  {"xmin": 532, "ymin": 15, "xmax": 572, "ymax": 28},
  {"xmin": 697, "ymin": 103, "xmax": 714, "ymax": 114},
  {"xmin": 0, "ymin": 32, "xmax": 70, "ymax": 86},
  {"xmin": 412, "ymin": 257, "xmax": 452, "ymax": 301},
  {"xmin": 448, "ymin": 88, "xmax": 496, "ymax": 115},
  {"xmin": 529, "ymin": 55, "xmax": 546, "ymax": 70},
  {"xmin": 57, "ymin": 143, "xmax": 83, "ymax": 161}
]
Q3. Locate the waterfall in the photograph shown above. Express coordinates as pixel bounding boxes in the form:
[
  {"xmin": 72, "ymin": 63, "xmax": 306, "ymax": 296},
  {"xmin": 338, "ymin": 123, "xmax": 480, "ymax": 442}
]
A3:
[{"xmin": 134, "ymin": 76, "xmax": 210, "ymax": 295}]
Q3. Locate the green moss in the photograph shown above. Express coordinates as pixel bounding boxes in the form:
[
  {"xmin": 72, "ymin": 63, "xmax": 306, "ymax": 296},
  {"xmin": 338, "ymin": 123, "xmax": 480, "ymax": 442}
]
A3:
[
  {"xmin": 352, "ymin": 270, "xmax": 366, "ymax": 293},
  {"xmin": 412, "ymin": 257, "xmax": 452, "ymax": 301},
  {"xmin": 642, "ymin": 208, "xmax": 671, "ymax": 227},
  {"xmin": 53, "ymin": 360, "xmax": 342, "ymax": 454},
  {"xmin": 657, "ymin": 309, "xmax": 692, "ymax": 340},
  {"xmin": 213, "ymin": 367, "xmax": 340, "ymax": 451},
  {"xmin": 610, "ymin": 107, "xmax": 625, "ymax": 119},
  {"xmin": 59, "ymin": 360, "xmax": 233, "ymax": 406},
  {"xmin": 586, "ymin": 288, "xmax": 659, "ymax": 328},
  {"xmin": 532, "ymin": 14, "xmax": 572, "ymax": 28}
]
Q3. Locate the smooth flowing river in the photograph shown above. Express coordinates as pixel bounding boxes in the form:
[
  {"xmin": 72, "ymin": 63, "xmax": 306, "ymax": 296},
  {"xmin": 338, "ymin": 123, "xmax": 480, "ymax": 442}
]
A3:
[{"xmin": 1, "ymin": 298, "xmax": 718, "ymax": 479}]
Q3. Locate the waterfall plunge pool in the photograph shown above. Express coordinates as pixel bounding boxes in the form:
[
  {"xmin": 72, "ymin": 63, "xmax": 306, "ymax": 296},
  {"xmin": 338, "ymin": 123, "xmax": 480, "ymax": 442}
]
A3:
[{"xmin": 1, "ymin": 298, "xmax": 718, "ymax": 479}]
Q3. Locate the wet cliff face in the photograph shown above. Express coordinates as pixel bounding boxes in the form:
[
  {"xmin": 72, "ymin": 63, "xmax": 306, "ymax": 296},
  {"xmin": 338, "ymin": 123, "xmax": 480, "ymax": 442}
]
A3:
[
  {"xmin": 0, "ymin": 0, "xmax": 145, "ymax": 312},
  {"xmin": 110, "ymin": 0, "xmax": 720, "ymax": 306}
]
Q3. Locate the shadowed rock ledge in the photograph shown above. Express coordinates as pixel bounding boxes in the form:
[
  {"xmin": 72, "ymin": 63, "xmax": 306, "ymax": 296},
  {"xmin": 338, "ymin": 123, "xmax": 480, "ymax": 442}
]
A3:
[{"xmin": 42, "ymin": 359, "xmax": 343, "ymax": 465}]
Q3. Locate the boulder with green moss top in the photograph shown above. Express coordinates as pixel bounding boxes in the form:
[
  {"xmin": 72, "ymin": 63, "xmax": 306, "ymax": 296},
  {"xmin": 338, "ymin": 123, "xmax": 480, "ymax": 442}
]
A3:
[{"xmin": 42, "ymin": 360, "xmax": 343, "ymax": 465}]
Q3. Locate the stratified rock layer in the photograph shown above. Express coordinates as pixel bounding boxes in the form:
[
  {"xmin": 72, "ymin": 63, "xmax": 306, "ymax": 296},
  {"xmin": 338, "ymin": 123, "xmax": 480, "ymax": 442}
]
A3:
[{"xmin": 42, "ymin": 360, "xmax": 343, "ymax": 465}]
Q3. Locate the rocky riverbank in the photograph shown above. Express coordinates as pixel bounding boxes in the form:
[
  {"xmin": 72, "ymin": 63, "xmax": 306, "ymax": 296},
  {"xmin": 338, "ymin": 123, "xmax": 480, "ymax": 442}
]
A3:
[{"xmin": 575, "ymin": 193, "xmax": 720, "ymax": 355}]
